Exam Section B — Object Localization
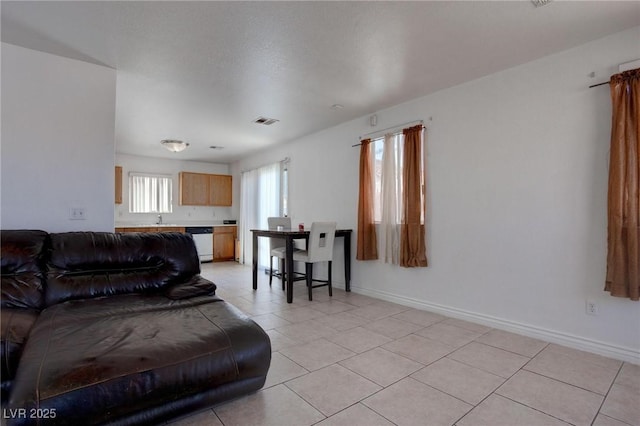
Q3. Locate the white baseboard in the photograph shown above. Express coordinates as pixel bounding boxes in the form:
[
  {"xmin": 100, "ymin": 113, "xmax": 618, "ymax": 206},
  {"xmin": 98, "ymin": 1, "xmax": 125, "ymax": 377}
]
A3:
[{"xmin": 350, "ymin": 286, "xmax": 640, "ymax": 365}]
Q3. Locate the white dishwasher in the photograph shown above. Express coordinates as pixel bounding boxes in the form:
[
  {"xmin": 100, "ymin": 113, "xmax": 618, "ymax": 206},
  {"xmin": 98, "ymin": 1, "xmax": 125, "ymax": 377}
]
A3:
[{"xmin": 185, "ymin": 227, "xmax": 213, "ymax": 262}]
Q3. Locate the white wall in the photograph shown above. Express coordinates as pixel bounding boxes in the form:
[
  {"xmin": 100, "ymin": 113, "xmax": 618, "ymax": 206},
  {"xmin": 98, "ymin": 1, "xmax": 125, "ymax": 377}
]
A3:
[
  {"xmin": 115, "ymin": 154, "xmax": 233, "ymax": 224},
  {"xmin": 1, "ymin": 43, "xmax": 116, "ymax": 232},
  {"xmin": 232, "ymin": 26, "xmax": 640, "ymax": 362}
]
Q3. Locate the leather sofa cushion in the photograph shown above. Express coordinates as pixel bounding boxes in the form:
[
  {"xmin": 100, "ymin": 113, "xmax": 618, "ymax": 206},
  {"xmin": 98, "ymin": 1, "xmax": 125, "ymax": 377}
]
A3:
[
  {"xmin": 1, "ymin": 230, "xmax": 49, "ymax": 310},
  {"xmin": 8, "ymin": 294, "xmax": 271, "ymax": 425},
  {"xmin": 46, "ymin": 232, "xmax": 202, "ymax": 306},
  {"xmin": 164, "ymin": 275, "xmax": 217, "ymax": 300},
  {"xmin": 1, "ymin": 308, "xmax": 39, "ymax": 398}
]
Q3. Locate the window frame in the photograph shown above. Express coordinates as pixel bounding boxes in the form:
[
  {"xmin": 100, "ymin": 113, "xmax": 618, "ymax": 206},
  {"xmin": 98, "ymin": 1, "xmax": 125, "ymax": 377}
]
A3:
[{"xmin": 128, "ymin": 172, "xmax": 174, "ymax": 214}]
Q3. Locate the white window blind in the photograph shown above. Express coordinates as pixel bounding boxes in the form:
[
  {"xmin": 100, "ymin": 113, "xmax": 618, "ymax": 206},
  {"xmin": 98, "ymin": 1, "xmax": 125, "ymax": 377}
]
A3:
[{"xmin": 129, "ymin": 173, "xmax": 173, "ymax": 213}]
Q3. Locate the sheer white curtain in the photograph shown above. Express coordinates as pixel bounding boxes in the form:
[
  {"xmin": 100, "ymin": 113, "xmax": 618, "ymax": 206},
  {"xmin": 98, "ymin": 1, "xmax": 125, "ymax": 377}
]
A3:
[
  {"xmin": 239, "ymin": 162, "xmax": 282, "ymax": 268},
  {"xmin": 380, "ymin": 133, "xmax": 403, "ymax": 264}
]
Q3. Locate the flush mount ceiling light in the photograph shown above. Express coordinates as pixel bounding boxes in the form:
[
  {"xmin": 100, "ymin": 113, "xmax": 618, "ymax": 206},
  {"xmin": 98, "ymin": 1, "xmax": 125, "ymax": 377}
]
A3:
[
  {"xmin": 161, "ymin": 139, "xmax": 189, "ymax": 152},
  {"xmin": 253, "ymin": 116, "xmax": 279, "ymax": 126}
]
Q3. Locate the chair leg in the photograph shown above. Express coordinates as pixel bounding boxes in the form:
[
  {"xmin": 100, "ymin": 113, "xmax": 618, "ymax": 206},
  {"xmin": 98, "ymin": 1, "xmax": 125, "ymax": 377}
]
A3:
[
  {"xmin": 306, "ymin": 263, "xmax": 313, "ymax": 301},
  {"xmin": 328, "ymin": 261, "xmax": 332, "ymax": 297},
  {"xmin": 280, "ymin": 258, "xmax": 286, "ymax": 291},
  {"xmin": 269, "ymin": 256, "xmax": 274, "ymax": 286}
]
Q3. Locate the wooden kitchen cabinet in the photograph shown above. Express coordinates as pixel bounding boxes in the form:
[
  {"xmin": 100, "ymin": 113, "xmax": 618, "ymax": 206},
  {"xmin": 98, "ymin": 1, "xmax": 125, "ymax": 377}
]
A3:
[
  {"xmin": 115, "ymin": 227, "xmax": 145, "ymax": 233},
  {"xmin": 179, "ymin": 172, "xmax": 233, "ymax": 207},
  {"xmin": 157, "ymin": 227, "xmax": 186, "ymax": 233},
  {"xmin": 209, "ymin": 174, "xmax": 232, "ymax": 206},
  {"xmin": 213, "ymin": 226, "xmax": 237, "ymax": 261},
  {"xmin": 115, "ymin": 166, "xmax": 123, "ymax": 204},
  {"xmin": 179, "ymin": 172, "xmax": 210, "ymax": 206},
  {"xmin": 115, "ymin": 227, "xmax": 185, "ymax": 233}
]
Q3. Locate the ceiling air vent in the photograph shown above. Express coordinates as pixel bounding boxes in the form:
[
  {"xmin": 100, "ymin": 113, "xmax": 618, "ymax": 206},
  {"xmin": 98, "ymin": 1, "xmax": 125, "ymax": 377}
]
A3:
[
  {"xmin": 531, "ymin": 0, "xmax": 552, "ymax": 7},
  {"xmin": 253, "ymin": 116, "xmax": 279, "ymax": 126}
]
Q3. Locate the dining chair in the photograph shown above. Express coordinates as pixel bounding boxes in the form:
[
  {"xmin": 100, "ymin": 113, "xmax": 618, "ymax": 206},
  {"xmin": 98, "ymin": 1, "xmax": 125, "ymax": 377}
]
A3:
[
  {"xmin": 267, "ymin": 216, "xmax": 291, "ymax": 289},
  {"xmin": 292, "ymin": 222, "xmax": 337, "ymax": 301}
]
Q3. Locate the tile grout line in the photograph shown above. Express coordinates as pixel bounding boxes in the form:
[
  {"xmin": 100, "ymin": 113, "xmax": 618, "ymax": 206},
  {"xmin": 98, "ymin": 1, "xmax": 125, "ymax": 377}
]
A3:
[{"xmin": 203, "ymin": 263, "xmax": 636, "ymax": 426}]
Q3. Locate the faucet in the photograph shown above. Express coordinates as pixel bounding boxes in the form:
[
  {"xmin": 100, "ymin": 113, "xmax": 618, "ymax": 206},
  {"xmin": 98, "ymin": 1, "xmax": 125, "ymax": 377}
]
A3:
[{"xmin": 156, "ymin": 214, "xmax": 163, "ymax": 225}]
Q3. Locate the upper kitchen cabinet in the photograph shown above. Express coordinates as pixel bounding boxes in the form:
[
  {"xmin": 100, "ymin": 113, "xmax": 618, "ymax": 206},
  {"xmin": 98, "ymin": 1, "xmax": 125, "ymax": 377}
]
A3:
[
  {"xmin": 179, "ymin": 172, "xmax": 210, "ymax": 205},
  {"xmin": 179, "ymin": 172, "xmax": 232, "ymax": 206},
  {"xmin": 209, "ymin": 174, "xmax": 232, "ymax": 206},
  {"xmin": 115, "ymin": 166, "xmax": 123, "ymax": 204}
]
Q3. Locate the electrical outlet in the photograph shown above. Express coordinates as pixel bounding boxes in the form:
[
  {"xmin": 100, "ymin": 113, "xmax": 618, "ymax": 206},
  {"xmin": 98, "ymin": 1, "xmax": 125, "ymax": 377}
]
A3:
[
  {"xmin": 586, "ymin": 300, "xmax": 598, "ymax": 316},
  {"xmin": 69, "ymin": 207, "xmax": 86, "ymax": 220}
]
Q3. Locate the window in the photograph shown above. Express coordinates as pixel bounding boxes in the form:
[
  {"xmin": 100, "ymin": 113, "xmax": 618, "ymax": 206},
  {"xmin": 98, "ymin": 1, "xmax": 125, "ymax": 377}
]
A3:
[
  {"xmin": 129, "ymin": 173, "xmax": 173, "ymax": 213},
  {"xmin": 357, "ymin": 125, "xmax": 427, "ymax": 266},
  {"xmin": 372, "ymin": 133, "xmax": 424, "ymax": 224}
]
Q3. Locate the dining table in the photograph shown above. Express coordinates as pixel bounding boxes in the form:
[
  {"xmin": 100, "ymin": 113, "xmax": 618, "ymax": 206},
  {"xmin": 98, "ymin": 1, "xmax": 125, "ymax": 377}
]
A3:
[{"xmin": 250, "ymin": 228, "xmax": 353, "ymax": 303}]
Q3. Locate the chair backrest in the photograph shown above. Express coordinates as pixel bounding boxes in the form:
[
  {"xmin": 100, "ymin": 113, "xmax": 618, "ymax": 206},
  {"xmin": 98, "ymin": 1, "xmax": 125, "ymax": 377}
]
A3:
[
  {"xmin": 267, "ymin": 217, "xmax": 291, "ymax": 250},
  {"xmin": 307, "ymin": 222, "xmax": 337, "ymax": 263}
]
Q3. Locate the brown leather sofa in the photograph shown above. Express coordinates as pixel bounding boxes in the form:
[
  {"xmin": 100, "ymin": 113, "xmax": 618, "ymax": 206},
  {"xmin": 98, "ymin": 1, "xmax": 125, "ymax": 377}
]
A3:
[{"xmin": 1, "ymin": 230, "xmax": 271, "ymax": 425}]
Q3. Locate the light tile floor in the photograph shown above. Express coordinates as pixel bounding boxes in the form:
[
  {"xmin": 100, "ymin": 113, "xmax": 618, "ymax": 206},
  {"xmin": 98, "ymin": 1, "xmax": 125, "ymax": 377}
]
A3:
[{"xmin": 167, "ymin": 262, "xmax": 639, "ymax": 426}]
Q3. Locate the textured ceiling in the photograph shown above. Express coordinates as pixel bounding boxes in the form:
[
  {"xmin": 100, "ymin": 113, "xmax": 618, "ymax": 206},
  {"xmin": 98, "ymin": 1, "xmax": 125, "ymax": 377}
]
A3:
[{"xmin": 2, "ymin": 1, "xmax": 639, "ymax": 163}]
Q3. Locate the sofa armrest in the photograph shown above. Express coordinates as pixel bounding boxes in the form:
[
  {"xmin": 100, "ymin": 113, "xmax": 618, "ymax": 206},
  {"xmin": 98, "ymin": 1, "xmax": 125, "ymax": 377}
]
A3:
[{"xmin": 164, "ymin": 276, "xmax": 217, "ymax": 300}]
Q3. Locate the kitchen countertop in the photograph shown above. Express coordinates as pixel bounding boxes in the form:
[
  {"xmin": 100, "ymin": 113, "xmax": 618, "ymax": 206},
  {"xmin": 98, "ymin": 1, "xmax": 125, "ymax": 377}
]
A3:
[{"xmin": 115, "ymin": 222, "xmax": 237, "ymax": 228}]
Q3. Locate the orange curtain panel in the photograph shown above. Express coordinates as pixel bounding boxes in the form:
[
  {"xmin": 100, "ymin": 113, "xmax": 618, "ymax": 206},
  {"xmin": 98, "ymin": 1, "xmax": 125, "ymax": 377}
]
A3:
[
  {"xmin": 605, "ymin": 68, "xmax": 640, "ymax": 301},
  {"xmin": 357, "ymin": 139, "xmax": 379, "ymax": 260},
  {"xmin": 400, "ymin": 125, "xmax": 428, "ymax": 267}
]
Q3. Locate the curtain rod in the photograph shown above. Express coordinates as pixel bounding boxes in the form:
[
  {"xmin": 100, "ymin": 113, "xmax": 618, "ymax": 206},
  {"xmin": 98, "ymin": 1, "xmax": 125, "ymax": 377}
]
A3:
[
  {"xmin": 588, "ymin": 60, "xmax": 640, "ymax": 88},
  {"xmin": 352, "ymin": 120, "xmax": 424, "ymax": 147}
]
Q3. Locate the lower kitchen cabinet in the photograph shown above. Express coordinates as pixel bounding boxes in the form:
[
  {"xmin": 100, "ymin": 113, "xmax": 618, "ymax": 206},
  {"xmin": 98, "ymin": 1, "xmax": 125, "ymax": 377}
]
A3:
[
  {"xmin": 213, "ymin": 226, "xmax": 237, "ymax": 262},
  {"xmin": 115, "ymin": 227, "xmax": 185, "ymax": 233}
]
